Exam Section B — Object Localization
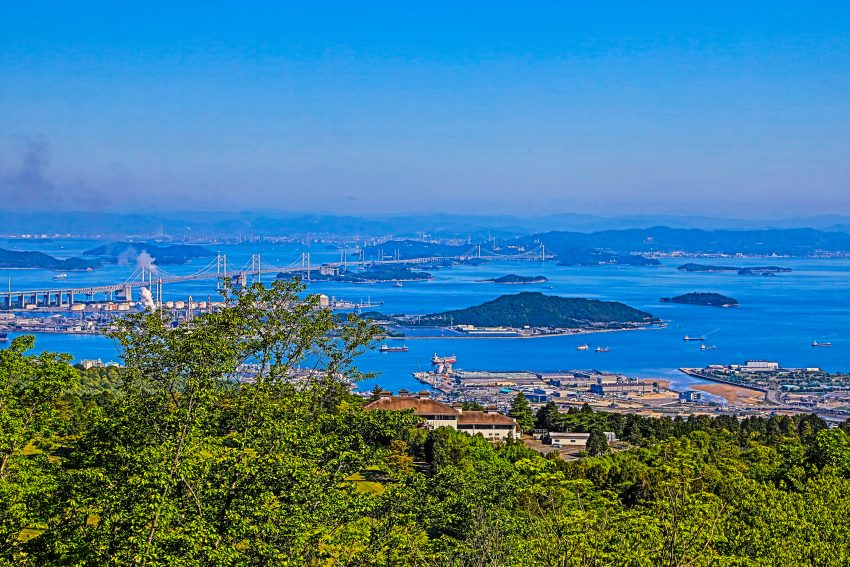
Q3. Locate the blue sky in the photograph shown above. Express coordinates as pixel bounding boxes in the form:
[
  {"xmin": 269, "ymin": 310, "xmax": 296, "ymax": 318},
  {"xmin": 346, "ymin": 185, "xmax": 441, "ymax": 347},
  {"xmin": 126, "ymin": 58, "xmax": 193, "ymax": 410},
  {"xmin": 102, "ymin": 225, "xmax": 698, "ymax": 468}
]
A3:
[{"xmin": 1, "ymin": 2, "xmax": 849, "ymax": 215}]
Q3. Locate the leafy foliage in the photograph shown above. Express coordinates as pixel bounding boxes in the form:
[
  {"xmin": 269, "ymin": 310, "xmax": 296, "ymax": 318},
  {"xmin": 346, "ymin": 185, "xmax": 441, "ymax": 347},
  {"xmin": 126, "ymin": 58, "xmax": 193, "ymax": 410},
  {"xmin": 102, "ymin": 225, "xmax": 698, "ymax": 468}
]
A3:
[{"xmin": 2, "ymin": 280, "xmax": 850, "ymax": 564}]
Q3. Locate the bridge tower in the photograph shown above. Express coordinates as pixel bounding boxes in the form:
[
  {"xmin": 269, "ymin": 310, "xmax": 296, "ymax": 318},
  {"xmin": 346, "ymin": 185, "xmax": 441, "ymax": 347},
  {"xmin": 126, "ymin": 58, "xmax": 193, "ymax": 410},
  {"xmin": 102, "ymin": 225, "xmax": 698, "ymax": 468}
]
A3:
[
  {"xmin": 250, "ymin": 254, "xmax": 262, "ymax": 284},
  {"xmin": 216, "ymin": 254, "xmax": 227, "ymax": 289}
]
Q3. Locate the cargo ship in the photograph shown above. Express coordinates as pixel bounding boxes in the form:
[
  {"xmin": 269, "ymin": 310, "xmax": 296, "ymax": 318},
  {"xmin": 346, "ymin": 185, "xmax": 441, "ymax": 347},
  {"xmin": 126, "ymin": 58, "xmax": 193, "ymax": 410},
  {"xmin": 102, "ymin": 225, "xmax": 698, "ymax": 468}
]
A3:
[
  {"xmin": 595, "ymin": 346, "xmax": 611, "ymax": 353},
  {"xmin": 812, "ymin": 341, "xmax": 832, "ymax": 348},
  {"xmin": 683, "ymin": 335, "xmax": 705, "ymax": 341},
  {"xmin": 432, "ymin": 353, "xmax": 457, "ymax": 365},
  {"xmin": 379, "ymin": 343, "xmax": 409, "ymax": 353}
]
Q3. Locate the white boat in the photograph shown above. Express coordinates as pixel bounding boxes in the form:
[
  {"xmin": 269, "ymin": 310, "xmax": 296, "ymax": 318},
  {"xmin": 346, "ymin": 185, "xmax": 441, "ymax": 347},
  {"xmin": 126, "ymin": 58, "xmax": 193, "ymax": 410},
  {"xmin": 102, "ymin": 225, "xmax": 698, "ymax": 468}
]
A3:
[
  {"xmin": 52, "ymin": 272, "xmax": 68, "ymax": 280},
  {"xmin": 683, "ymin": 335, "xmax": 705, "ymax": 341},
  {"xmin": 576, "ymin": 343, "xmax": 589, "ymax": 351},
  {"xmin": 595, "ymin": 346, "xmax": 610, "ymax": 353},
  {"xmin": 393, "ymin": 281, "xmax": 404, "ymax": 288},
  {"xmin": 812, "ymin": 341, "xmax": 832, "ymax": 347}
]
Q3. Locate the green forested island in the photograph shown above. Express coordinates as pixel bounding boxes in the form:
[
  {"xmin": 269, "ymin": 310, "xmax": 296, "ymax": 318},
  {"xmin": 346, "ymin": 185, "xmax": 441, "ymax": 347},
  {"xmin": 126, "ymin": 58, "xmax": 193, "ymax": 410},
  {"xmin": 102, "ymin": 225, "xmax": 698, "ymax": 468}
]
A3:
[
  {"xmin": 661, "ymin": 292, "xmax": 739, "ymax": 307},
  {"xmin": 83, "ymin": 242, "xmax": 213, "ymax": 265},
  {"xmin": 413, "ymin": 291, "xmax": 656, "ymax": 328},
  {"xmin": 2, "ymin": 280, "xmax": 850, "ymax": 565},
  {"xmin": 485, "ymin": 274, "xmax": 548, "ymax": 284},
  {"xmin": 678, "ymin": 263, "xmax": 793, "ymax": 275},
  {"xmin": 0, "ymin": 247, "xmax": 99, "ymax": 270}
]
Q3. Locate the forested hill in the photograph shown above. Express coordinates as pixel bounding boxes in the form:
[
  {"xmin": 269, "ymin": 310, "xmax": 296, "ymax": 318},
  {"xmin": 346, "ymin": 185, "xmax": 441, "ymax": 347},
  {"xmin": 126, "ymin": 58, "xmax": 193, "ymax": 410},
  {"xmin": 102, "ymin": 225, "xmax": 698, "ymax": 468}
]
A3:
[
  {"xmin": 416, "ymin": 292, "xmax": 656, "ymax": 327},
  {"xmin": 83, "ymin": 242, "xmax": 213, "ymax": 265},
  {"xmin": 0, "ymin": 247, "xmax": 98, "ymax": 270}
]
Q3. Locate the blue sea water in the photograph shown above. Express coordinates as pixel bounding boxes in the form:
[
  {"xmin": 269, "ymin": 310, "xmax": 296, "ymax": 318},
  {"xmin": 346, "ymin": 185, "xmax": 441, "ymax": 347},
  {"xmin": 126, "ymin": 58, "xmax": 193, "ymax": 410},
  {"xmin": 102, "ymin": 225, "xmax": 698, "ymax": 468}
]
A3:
[{"xmin": 2, "ymin": 238, "xmax": 849, "ymax": 393}]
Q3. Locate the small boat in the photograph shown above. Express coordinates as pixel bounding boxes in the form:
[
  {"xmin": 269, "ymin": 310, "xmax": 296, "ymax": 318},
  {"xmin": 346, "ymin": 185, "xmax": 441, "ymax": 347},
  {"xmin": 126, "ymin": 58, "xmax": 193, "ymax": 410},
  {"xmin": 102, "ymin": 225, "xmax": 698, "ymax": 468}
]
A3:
[
  {"xmin": 379, "ymin": 343, "xmax": 409, "ymax": 353},
  {"xmin": 576, "ymin": 343, "xmax": 589, "ymax": 351},
  {"xmin": 683, "ymin": 335, "xmax": 705, "ymax": 341},
  {"xmin": 595, "ymin": 346, "xmax": 610, "ymax": 353},
  {"xmin": 432, "ymin": 353, "xmax": 457, "ymax": 364},
  {"xmin": 52, "ymin": 272, "xmax": 68, "ymax": 280},
  {"xmin": 812, "ymin": 341, "xmax": 832, "ymax": 348},
  {"xmin": 700, "ymin": 344, "xmax": 717, "ymax": 351},
  {"xmin": 393, "ymin": 281, "xmax": 404, "ymax": 288}
]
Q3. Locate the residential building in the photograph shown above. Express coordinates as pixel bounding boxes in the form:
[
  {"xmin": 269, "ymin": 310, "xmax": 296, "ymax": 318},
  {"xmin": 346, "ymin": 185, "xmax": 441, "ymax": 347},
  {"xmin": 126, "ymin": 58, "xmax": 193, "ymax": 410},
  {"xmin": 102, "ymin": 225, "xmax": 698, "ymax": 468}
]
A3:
[{"xmin": 364, "ymin": 391, "xmax": 519, "ymax": 441}]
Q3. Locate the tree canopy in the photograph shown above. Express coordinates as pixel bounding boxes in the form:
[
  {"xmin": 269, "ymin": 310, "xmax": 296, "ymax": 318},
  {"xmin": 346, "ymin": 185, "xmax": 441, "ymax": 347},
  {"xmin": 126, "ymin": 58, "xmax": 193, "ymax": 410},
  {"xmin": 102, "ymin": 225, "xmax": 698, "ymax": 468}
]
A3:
[{"xmin": 1, "ymin": 278, "xmax": 850, "ymax": 565}]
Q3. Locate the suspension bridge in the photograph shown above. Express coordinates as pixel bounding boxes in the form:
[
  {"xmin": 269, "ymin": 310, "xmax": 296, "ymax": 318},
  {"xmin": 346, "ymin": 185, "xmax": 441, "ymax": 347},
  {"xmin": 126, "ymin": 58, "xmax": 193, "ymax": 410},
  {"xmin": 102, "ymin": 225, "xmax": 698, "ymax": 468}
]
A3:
[{"xmin": 0, "ymin": 244, "xmax": 545, "ymax": 310}]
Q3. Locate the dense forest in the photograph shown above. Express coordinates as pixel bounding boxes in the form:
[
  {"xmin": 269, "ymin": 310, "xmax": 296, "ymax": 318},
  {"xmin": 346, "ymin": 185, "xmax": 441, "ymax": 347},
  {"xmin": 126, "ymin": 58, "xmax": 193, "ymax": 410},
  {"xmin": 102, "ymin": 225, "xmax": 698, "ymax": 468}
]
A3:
[{"xmin": 3, "ymin": 280, "xmax": 850, "ymax": 565}]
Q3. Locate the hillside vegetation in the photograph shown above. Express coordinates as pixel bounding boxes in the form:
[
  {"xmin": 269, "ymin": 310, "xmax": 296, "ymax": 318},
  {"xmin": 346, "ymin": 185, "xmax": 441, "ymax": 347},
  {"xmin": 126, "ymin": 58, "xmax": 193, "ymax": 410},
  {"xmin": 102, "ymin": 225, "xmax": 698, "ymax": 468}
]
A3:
[{"xmin": 2, "ymin": 280, "xmax": 850, "ymax": 565}]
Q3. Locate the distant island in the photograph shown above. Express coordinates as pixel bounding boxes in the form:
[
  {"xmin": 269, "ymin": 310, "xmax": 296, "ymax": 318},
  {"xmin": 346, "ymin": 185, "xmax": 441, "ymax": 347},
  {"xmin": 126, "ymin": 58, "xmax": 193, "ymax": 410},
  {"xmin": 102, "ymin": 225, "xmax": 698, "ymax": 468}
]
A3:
[
  {"xmin": 406, "ymin": 292, "xmax": 656, "ymax": 329},
  {"xmin": 0, "ymin": 247, "xmax": 99, "ymax": 271},
  {"xmin": 660, "ymin": 292, "xmax": 738, "ymax": 308},
  {"xmin": 677, "ymin": 263, "xmax": 792, "ymax": 276},
  {"xmin": 279, "ymin": 265, "xmax": 432, "ymax": 283},
  {"xmin": 485, "ymin": 274, "xmax": 548, "ymax": 284},
  {"xmin": 84, "ymin": 242, "xmax": 213, "ymax": 265}
]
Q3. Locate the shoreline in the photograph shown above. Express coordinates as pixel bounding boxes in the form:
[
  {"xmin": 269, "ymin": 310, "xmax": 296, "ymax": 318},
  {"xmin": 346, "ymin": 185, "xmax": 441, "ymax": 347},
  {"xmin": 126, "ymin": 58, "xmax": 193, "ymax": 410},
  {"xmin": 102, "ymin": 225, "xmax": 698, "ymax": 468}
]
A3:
[{"xmin": 379, "ymin": 325, "xmax": 656, "ymax": 340}]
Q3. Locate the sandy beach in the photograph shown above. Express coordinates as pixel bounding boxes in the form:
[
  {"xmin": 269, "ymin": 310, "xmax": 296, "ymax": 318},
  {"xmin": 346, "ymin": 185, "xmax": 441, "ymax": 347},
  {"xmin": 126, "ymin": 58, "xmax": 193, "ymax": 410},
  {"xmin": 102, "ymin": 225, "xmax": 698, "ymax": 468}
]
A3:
[{"xmin": 689, "ymin": 383, "xmax": 764, "ymax": 405}]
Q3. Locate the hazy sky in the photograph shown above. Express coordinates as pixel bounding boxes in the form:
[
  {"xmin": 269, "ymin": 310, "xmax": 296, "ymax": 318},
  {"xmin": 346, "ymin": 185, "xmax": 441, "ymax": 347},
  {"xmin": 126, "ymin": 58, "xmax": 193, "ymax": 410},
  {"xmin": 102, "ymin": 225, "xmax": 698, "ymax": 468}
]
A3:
[{"xmin": 2, "ymin": 2, "xmax": 850, "ymax": 216}]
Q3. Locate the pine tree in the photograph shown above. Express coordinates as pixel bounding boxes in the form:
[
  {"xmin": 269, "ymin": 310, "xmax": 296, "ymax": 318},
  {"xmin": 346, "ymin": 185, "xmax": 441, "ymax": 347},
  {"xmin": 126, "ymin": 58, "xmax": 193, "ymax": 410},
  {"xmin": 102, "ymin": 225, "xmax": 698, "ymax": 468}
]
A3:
[
  {"xmin": 586, "ymin": 429, "xmax": 609, "ymax": 456},
  {"xmin": 509, "ymin": 392, "xmax": 535, "ymax": 434}
]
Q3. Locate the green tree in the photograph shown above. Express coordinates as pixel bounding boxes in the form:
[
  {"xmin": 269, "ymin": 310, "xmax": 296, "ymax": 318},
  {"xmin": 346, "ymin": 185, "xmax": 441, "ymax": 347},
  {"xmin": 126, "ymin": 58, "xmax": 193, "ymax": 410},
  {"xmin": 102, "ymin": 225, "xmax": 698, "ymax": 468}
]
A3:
[
  {"xmin": 535, "ymin": 401, "xmax": 559, "ymax": 431},
  {"xmin": 0, "ymin": 336, "xmax": 79, "ymax": 560},
  {"xmin": 586, "ymin": 429, "xmax": 609, "ymax": 456},
  {"xmin": 24, "ymin": 279, "xmax": 412, "ymax": 565},
  {"xmin": 508, "ymin": 392, "xmax": 535, "ymax": 434}
]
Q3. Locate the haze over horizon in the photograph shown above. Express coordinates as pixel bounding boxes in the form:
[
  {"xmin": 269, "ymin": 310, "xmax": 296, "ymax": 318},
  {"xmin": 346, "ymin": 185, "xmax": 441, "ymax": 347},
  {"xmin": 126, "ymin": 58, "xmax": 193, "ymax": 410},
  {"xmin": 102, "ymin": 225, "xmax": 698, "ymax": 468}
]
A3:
[{"xmin": 2, "ymin": 2, "xmax": 850, "ymax": 216}]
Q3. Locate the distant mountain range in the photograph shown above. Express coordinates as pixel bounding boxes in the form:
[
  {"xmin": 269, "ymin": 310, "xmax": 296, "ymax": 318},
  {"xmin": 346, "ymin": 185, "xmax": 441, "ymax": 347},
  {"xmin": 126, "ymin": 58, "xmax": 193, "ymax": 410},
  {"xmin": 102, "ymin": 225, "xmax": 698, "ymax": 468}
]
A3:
[
  {"xmin": 3, "ymin": 211, "xmax": 850, "ymax": 240},
  {"xmin": 515, "ymin": 227, "xmax": 850, "ymax": 257}
]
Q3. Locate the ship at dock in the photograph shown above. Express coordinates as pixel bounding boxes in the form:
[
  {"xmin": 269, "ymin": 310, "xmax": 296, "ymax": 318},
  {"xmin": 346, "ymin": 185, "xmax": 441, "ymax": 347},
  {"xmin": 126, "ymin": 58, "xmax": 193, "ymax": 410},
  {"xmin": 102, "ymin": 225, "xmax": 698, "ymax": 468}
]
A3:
[{"xmin": 432, "ymin": 353, "xmax": 457, "ymax": 365}]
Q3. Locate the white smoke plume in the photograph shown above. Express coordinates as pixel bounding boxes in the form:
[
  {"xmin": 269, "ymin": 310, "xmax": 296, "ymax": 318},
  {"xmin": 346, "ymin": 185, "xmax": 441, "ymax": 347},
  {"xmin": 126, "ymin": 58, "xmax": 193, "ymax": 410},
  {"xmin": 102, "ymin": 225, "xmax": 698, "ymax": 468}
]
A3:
[
  {"xmin": 139, "ymin": 287, "xmax": 156, "ymax": 311},
  {"xmin": 136, "ymin": 251, "xmax": 157, "ymax": 273}
]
